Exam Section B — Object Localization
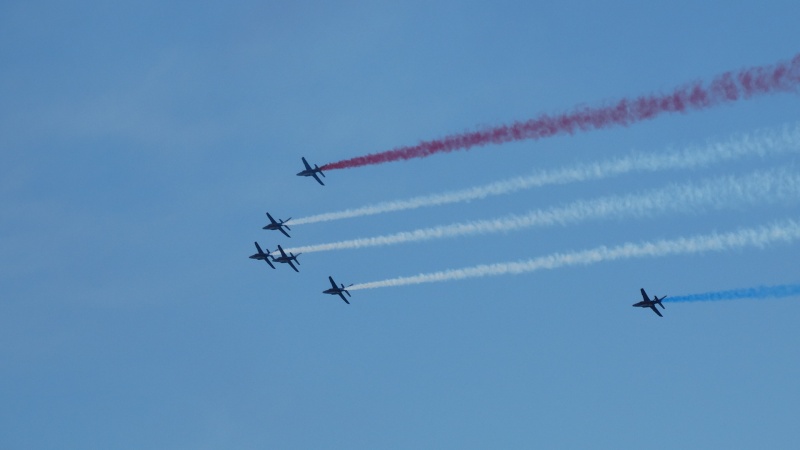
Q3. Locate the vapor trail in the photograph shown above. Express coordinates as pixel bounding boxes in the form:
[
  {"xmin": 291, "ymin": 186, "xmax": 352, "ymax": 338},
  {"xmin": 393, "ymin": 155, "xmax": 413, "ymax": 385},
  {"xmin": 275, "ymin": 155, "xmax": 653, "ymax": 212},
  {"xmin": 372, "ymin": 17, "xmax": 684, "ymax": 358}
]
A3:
[
  {"xmin": 282, "ymin": 169, "xmax": 800, "ymax": 254},
  {"xmin": 322, "ymin": 53, "xmax": 800, "ymax": 171},
  {"xmin": 666, "ymin": 283, "xmax": 800, "ymax": 303},
  {"xmin": 292, "ymin": 123, "xmax": 800, "ymax": 225},
  {"xmin": 348, "ymin": 219, "xmax": 800, "ymax": 290}
]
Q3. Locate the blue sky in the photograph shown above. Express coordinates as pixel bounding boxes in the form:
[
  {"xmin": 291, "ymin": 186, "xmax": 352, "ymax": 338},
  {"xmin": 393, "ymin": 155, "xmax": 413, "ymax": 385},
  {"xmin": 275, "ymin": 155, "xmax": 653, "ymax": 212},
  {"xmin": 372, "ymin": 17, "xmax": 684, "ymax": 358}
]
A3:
[{"xmin": 2, "ymin": 1, "xmax": 800, "ymax": 448}]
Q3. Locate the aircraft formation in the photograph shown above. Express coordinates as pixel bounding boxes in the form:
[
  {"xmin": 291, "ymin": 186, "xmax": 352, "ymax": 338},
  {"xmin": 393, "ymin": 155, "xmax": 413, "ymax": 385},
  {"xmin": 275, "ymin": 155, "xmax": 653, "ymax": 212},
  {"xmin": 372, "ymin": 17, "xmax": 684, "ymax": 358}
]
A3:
[
  {"xmin": 245, "ymin": 55, "xmax": 800, "ymax": 313},
  {"xmin": 249, "ymin": 157, "xmax": 352, "ymax": 305},
  {"xmin": 249, "ymin": 157, "xmax": 675, "ymax": 315}
]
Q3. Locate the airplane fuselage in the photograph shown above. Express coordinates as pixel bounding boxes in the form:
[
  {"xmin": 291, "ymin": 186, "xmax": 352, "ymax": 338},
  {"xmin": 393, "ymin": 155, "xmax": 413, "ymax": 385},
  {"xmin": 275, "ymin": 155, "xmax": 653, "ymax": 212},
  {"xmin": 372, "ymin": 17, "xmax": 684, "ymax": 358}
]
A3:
[
  {"xmin": 249, "ymin": 242, "xmax": 276, "ymax": 269},
  {"xmin": 263, "ymin": 213, "xmax": 291, "ymax": 237},
  {"xmin": 272, "ymin": 254, "xmax": 299, "ymax": 271},
  {"xmin": 297, "ymin": 157, "xmax": 325, "ymax": 185},
  {"xmin": 633, "ymin": 288, "xmax": 666, "ymax": 317},
  {"xmin": 323, "ymin": 276, "xmax": 351, "ymax": 303},
  {"xmin": 322, "ymin": 287, "xmax": 350, "ymax": 304}
]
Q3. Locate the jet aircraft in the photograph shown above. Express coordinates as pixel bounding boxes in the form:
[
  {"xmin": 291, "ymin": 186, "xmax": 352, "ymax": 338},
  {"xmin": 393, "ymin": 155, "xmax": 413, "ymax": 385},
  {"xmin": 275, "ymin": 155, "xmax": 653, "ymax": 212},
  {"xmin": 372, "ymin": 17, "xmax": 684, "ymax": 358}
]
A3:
[
  {"xmin": 296, "ymin": 157, "xmax": 326, "ymax": 186},
  {"xmin": 322, "ymin": 276, "xmax": 353, "ymax": 304},
  {"xmin": 248, "ymin": 242, "xmax": 275, "ymax": 269},
  {"xmin": 272, "ymin": 244, "xmax": 301, "ymax": 272},
  {"xmin": 633, "ymin": 288, "xmax": 667, "ymax": 317},
  {"xmin": 263, "ymin": 212, "xmax": 292, "ymax": 238}
]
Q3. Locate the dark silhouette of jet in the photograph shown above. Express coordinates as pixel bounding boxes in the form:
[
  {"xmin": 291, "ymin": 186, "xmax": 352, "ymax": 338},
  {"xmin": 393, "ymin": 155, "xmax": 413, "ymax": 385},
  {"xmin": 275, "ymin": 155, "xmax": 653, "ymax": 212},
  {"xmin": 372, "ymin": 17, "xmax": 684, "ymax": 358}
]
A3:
[
  {"xmin": 296, "ymin": 157, "xmax": 325, "ymax": 186},
  {"xmin": 322, "ymin": 276, "xmax": 353, "ymax": 304},
  {"xmin": 272, "ymin": 244, "xmax": 300, "ymax": 272},
  {"xmin": 633, "ymin": 288, "xmax": 667, "ymax": 317},
  {"xmin": 263, "ymin": 212, "xmax": 291, "ymax": 238},
  {"xmin": 248, "ymin": 242, "xmax": 275, "ymax": 269}
]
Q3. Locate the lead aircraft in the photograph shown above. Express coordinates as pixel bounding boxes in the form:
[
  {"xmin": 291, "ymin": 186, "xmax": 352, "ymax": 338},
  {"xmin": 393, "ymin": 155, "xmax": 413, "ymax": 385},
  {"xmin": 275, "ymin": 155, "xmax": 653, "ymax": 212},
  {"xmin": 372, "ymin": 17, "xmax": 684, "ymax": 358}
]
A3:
[
  {"xmin": 322, "ymin": 276, "xmax": 353, "ymax": 304},
  {"xmin": 263, "ymin": 212, "xmax": 292, "ymax": 238},
  {"xmin": 633, "ymin": 288, "xmax": 667, "ymax": 317},
  {"xmin": 296, "ymin": 157, "xmax": 325, "ymax": 186}
]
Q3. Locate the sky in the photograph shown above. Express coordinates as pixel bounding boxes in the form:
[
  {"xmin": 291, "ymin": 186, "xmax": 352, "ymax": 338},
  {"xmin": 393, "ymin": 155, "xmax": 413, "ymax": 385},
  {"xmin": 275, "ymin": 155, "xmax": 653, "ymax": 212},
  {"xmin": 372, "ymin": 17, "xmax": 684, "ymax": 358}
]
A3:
[{"xmin": 2, "ymin": 1, "xmax": 800, "ymax": 448}]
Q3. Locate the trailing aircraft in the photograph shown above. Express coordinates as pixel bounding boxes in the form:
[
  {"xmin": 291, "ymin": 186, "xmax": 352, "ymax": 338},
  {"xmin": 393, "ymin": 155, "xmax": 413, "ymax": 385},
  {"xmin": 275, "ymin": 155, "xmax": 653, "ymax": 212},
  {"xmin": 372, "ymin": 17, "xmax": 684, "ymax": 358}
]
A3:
[
  {"xmin": 248, "ymin": 242, "xmax": 275, "ymax": 269},
  {"xmin": 272, "ymin": 244, "xmax": 300, "ymax": 272},
  {"xmin": 633, "ymin": 288, "xmax": 667, "ymax": 317},
  {"xmin": 322, "ymin": 276, "xmax": 353, "ymax": 304},
  {"xmin": 296, "ymin": 157, "xmax": 325, "ymax": 186},
  {"xmin": 263, "ymin": 212, "xmax": 291, "ymax": 238}
]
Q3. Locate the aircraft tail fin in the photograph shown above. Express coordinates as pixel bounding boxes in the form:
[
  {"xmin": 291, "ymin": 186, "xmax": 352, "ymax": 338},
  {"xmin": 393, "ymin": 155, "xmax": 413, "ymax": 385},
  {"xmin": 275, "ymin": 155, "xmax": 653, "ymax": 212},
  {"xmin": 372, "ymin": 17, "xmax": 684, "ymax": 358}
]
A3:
[
  {"xmin": 657, "ymin": 296, "xmax": 666, "ymax": 309},
  {"xmin": 315, "ymin": 165, "xmax": 326, "ymax": 177}
]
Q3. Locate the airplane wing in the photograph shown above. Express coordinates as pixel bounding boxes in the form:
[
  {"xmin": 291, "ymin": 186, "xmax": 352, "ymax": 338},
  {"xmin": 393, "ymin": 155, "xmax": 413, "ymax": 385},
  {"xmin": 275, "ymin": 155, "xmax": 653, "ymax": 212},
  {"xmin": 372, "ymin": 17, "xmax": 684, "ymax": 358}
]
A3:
[
  {"xmin": 278, "ymin": 245, "xmax": 288, "ymax": 258},
  {"xmin": 328, "ymin": 276, "xmax": 338, "ymax": 289},
  {"xmin": 338, "ymin": 292, "xmax": 350, "ymax": 304},
  {"xmin": 279, "ymin": 227, "xmax": 291, "ymax": 238},
  {"xmin": 264, "ymin": 259, "xmax": 275, "ymax": 269},
  {"xmin": 640, "ymin": 288, "xmax": 650, "ymax": 302},
  {"xmin": 649, "ymin": 305, "xmax": 663, "ymax": 317},
  {"xmin": 266, "ymin": 212, "xmax": 277, "ymax": 224},
  {"xmin": 302, "ymin": 157, "xmax": 312, "ymax": 171},
  {"xmin": 287, "ymin": 260, "xmax": 299, "ymax": 272},
  {"xmin": 312, "ymin": 173, "xmax": 325, "ymax": 186}
]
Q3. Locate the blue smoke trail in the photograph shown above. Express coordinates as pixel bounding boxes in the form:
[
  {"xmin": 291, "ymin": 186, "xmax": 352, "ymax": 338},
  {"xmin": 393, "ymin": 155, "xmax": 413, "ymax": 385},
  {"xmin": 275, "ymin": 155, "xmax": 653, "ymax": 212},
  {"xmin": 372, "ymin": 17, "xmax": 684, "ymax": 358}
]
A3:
[{"xmin": 665, "ymin": 283, "xmax": 800, "ymax": 303}]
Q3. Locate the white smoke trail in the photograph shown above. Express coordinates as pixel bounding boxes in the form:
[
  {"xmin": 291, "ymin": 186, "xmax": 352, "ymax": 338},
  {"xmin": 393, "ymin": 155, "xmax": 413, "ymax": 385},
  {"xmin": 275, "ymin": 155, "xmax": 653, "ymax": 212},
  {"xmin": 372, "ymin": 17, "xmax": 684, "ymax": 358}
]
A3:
[
  {"xmin": 282, "ymin": 168, "xmax": 800, "ymax": 254},
  {"xmin": 291, "ymin": 123, "xmax": 800, "ymax": 225},
  {"xmin": 349, "ymin": 218, "xmax": 800, "ymax": 290}
]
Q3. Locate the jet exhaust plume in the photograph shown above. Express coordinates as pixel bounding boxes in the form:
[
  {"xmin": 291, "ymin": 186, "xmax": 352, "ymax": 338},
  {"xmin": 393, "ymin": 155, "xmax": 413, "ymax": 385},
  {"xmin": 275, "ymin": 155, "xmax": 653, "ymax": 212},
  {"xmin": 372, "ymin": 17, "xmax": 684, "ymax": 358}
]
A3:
[
  {"xmin": 347, "ymin": 219, "xmax": 800, "ymax": 290},
  {"xmin": 666, "ymin": 283, "xmax": 800, "ymax": 303},
  {"xmin": 291, "ymin": 123, "xmax": 800, "ymax": 225},
  {"xmin": 322, "ymin": 54, "xmax": 800, "ymax": 171},
  {"xmin": 283, "ymin": 169, "xmax": 800, "ymax": 254}
]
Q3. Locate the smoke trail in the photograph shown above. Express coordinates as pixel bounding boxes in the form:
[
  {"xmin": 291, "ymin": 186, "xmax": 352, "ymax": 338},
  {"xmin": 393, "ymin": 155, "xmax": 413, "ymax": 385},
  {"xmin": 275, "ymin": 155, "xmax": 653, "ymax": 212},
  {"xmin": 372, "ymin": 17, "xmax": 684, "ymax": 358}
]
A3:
[
  {"xmin": 322, "ymin": 53, "xmax": 800, "ymax": 171},
  {"xmin": 348, "ymin": 219, "xmax": 800, "ymax": 290},
  {"xmin": 666, "ymin": 283, "xmax": 800, "ymax": 303},
  {"xmin": 282, "ymin": 168, "xmax": 800, "ymax": 254},
  {"xmin": 292, "ymin": 123, "xmax": 800, "ymax": 225}
]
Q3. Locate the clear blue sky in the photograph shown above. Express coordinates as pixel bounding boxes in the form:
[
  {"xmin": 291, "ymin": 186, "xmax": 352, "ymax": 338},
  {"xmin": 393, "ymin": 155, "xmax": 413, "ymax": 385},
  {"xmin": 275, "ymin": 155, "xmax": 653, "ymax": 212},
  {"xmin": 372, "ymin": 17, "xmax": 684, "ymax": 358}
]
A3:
[{"xmin": 2, "ymin": 1, "xmax": 799, "ymax": 448}]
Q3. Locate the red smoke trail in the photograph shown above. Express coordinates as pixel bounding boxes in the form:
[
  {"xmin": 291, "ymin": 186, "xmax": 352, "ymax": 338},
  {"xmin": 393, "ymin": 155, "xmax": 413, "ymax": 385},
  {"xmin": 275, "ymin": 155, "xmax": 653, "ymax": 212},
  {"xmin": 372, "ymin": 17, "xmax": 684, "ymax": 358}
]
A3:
[{"xmin": 322, "ymin": 53, "xmax": 800, "ymax": 171}]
